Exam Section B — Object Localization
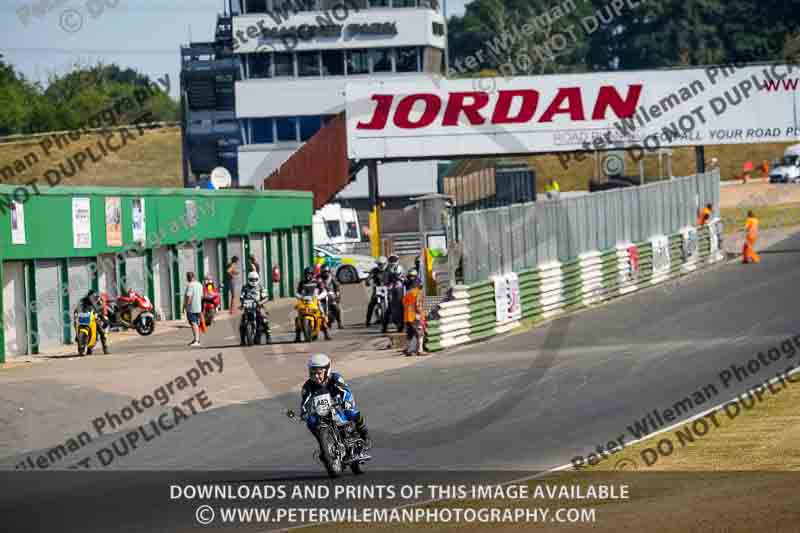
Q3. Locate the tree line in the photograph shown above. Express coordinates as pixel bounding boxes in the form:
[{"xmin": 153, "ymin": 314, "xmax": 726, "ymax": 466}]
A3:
[
  {"xmin": 446, "ymin": 0, "xmax": 800, "ymax": 76},
  {"xmin": 0, "ymin": 59, "xmax": 178, "ymax": 137}
]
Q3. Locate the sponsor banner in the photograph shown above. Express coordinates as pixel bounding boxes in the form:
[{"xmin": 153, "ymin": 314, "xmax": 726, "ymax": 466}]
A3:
[
  {"xmin": 132, "ymin": 198, "xmax": 146, "ymax": 244},
  {"xmin": 105, "ymin": 197, "xmax": 122, "ymax": 247},
  {"xmin": 492, "ymin": 272, "xmax": 522, "ymax": 323},
  {"xmin": 72, "ymin": 198, "xmax": 92, "ymax": 249},
  {"xmin": 681, "ymin": 227, "xmax": 699, "ymax": 262},
  {"xmin": 650, "ymin": 235, "xmax": 670, "ymax": 276},
  {"xmin": 346, "ymin": 64, "xmax": 800, "ymax": 159},
  {"xmin": 10, "ymin": 201, "xmax": 26, "ymax": 245}
]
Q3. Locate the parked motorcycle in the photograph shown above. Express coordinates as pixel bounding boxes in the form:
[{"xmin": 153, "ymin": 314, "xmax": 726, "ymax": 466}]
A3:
[
  {"xmin": 202, "ymin": 284, "xmax": 220, "ymax": 326},
  {"xmin": 74, "ymin": 308, "xmax": 99, "ymax": 356},
  {"xmin": 108, "ymin": 290, "xmax": 156, "ymax": 336},
  {"xmin": 239, "ymin": 296, "xmax": 270, "ymax": 346},
  {"xmin": 295, "ymin": 288, "xmax": 329, "ymax": 343},
  {"xmin": 286, "ymin": 395, "xmax": 370, "ymax": 478}
]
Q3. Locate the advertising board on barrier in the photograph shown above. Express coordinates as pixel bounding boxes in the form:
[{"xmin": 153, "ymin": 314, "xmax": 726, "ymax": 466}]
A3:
[
  {"xmin": 619, "ymin": 244, "xmax": 639, "ymax": 286},
  {"xmin": 650, "ymin": 235, "xmax": 671, "ymax": 277},
  {"xmin": 709, "ymin": 220, "xmax": 722, "ymax": 258},
  {"xmin": 346, "ymin": 63, "xmax": 800, "ymax": 159},
  {"xmin": 492, "ymin": 272, "xmax": 522, "ymax": 323},
  {"xmin": 681, "ymin": 227, "xmax": 699, "ymax": 262}
]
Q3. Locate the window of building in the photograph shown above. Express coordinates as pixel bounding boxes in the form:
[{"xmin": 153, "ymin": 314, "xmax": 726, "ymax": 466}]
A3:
[
  {"xmin": 299, "ymin": 116, "xmax": 322, "ymax": 141},
  {"xmin": 247, "ymin": 53, "xmax": 272, "ymax": 78},
  {"xmin": 345, "ymin": 222, "xmax": 358, "ymax": 239},
  {"xmin": 321, "ymin": 50, "xmax": 345, "ymax": 76},
  {"xmin": 369, "ymin": 0, "xmax": 389, "ymax": 6},
  {"xmin": 321, "ymin": 0, "xmax": 365, "ymax": 8},
  {"xmin": 251, "ymin": 118, "xmax": 274, "ymax": 143},
  {"xmin": 298, "ymin": 51, "xmax": 321, "ymax": 77},
  {"xmin": 274, "ymin": 53, "xmax": 294, "ymax": 76},
  {"xmin": 395, "ymin": 46, "xmax": 420, "ymax": 72},
  {"xmin": 346, "ymin": 49, "xmax": 369, "ymax": 75},
  {"xmin": 244, "ymin": 0, "xmax": 267, "ymax": 13},
  {"xmin": 276, "ymin": 117, "xmax": 298, "ymax": 141},
  {"xmin": 369, "ymin": 49, "xmax": 392, "ymax": 73},
  {"xmin": 392, "ymin": 0, "xmax": 417, "ymax": 6}
]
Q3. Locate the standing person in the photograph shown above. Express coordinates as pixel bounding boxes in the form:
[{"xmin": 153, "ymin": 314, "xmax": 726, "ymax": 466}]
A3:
[
  {"xmin": 402, "ymin": 269, "xmax": 424, "ymax": 356},
  {"xmin": 697, "ymin": 203, "xmax": 713, "ymax": 226},
  {"xmin": 248, "ymin": 254, "xmax": 260, "ymax": 275},
  {"xmin": 225, "ymin": 256, "xmax": 240, "ymax": 314},
  {"xmin": 318, "ymin": 265, "xmax": 342, "ymax": 329},
  {"xmin": 365, "ymin": 256, "xmax": 388, "ymax": 327},
  {"xmin": 742, "ymin": 210, "xmax": 761, "ymax": 264},
  {"xmin": 183, "ymin": 272, "xmax": 204, "ymax": 347}
]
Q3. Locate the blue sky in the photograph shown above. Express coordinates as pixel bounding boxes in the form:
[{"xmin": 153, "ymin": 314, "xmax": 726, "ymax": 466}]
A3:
[{"xmin": 1, "ymin": 0, "xmax": 468, "ymax": 100}]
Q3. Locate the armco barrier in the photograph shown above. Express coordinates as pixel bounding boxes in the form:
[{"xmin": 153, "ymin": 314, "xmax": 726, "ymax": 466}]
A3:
[{"xmin": 424, "ymin": 219, "xmax": 724, "ymax": 352}]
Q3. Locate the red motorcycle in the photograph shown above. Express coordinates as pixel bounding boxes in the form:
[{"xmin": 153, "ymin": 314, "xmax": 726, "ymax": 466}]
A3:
[
  {"xmin": 108, "ymin": 289, "xmax": 156, "ymax": 336},
  {"xmin": 203, "ymin": 280, "xmax": 221, "ymax": 326}
]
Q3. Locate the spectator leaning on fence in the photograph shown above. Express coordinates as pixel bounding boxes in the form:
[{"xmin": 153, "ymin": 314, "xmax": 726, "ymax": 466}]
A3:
[{"xmin": 697, "ymin": 203, "xmax": 713, "ymax": 226}]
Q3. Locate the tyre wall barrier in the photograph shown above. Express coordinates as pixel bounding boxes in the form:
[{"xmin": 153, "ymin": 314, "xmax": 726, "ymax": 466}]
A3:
[{"xmin": 424, "ymin": 219, "xmax": 724, "ymax": 352}]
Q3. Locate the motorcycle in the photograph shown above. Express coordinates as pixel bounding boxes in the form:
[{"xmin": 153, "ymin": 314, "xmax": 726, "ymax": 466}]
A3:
[
  {"xmin": 373, "ymin": 286, "xmax": 388, "ymax": 326},
  {"xmin": 74, "ymin": 308, "xmax": 99, "ymax": 356},
  {"xmin": 203, "ymin": 285, "xmax": 220, "ymax": 326},
  {"xmin": 240, "ymin": 297, "xmax": 270, "ymax": 346},
  {"xmin": 295, "ymin": 286, "xmax": 329, "ymax": 343},
  {"xmin": 108, "ymin": 291, "xmax": 156, "ymax": 336},
  {"xmin": 286, "ymin": 394, "xmax": 370, "ymax": 478}
]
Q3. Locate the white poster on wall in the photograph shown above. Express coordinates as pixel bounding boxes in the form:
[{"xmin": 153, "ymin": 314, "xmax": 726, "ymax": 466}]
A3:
[
  {"xmin": 10, "ymin": 201, "xmax": 26, "ymax": 245},
  {"xmin": 492, "ymin": 272, "xmax": 522, "ymax": 322},
  {"xmin": 72, "ymin": 197, "xmax": 92, "ymax": 249},
  {"xmin": 681, "ymin": 227, "xmax": 699, "ymax": 262},
  {"xmin": 132, "ymin": 198, "xmax": 146, "ymax": 243},
  {"xmin": 650, "ymin": 235, "xmax": 671, "ymax": 275}
]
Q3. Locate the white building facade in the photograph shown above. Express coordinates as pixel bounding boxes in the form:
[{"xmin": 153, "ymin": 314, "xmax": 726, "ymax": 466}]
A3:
[{"xmin": 229, "ymin": 0, "xmax": 446, "ymax": 198}]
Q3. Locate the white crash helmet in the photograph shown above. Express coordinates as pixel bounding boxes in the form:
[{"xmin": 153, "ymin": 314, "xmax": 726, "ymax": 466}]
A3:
[
  {"xmin": 376, "ymin": 256, "xmax": 387, "ymax": 268},
  {"xmin": 247, "ymin": 271, "xmax": 260, "ymax": 286},
  {"xmin": 308, "ymin": 353, "xmax": 331, "ymax": 379}
]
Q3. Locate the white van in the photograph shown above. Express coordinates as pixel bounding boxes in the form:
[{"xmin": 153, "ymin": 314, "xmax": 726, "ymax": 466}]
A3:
[
  {"xmin": 312, "ymin": 203, "xmax": 362, "ymax": 249},
  {"xmin": 769, "ymin": 144, "xmax": 800, "ymax": 183}
]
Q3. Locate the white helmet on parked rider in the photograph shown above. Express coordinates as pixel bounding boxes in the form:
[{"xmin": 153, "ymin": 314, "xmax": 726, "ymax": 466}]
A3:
[
  {"xmin": 247, "ymin": 271, "xmax": 260, "ymax": 286},
  {"xmin": 308, "ymin": 353, "xmax": 331, "ymax": 380},
  {"xmin": 376, "ymin": 256, "xmax": 387, "ymax": 269}
]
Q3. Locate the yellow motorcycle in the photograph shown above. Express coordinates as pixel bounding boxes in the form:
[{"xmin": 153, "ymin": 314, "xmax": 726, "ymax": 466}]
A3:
[
  {"xmin": 294, "ymin": 287, "xmax": 329, "ymax": 343},
  {"xmin": 74, "ymin": 309, "xmax": 98, "ymax": 356}
]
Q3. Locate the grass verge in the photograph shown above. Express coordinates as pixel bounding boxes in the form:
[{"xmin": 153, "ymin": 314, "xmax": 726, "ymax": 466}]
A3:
[{"xmin": 720, "ymin": 202, "xmax": 800, "ymax": 235}]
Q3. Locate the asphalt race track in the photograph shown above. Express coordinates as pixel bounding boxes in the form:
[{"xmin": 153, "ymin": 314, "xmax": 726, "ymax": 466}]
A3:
[{"xmin": 2, "ymin": 232, "xmax": 799, "ymax": 532}]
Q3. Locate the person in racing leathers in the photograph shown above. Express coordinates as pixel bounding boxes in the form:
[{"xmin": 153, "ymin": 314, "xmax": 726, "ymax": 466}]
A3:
[
  {"xmin": 300, "ymin": 353, "xmax": 371, "ymax": 451},
  {"xmin": 382, "ymin": 255, "xmax": 405, "ymax": 333},
  {"xmin": 364, "ymin": 256, "xmax": 388, "ymax": 327},
  {"xmin": 295, "ymin": 266, "xmax": 331, "ymax": 341},
  {"xmin": 318, "ymin": 265, "xmax": 343, "ymax": 329},
  {"xmin": 239, "ymin": 271, "xmax": 271, "ymax": 344}
]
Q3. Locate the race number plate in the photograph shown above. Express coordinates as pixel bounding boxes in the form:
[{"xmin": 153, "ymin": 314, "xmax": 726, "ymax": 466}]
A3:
[
  {"xmin": 78, "ymin": 312, "xmax": 92, "ymax": 325},
  {"xmin": 313, "ymin": 393, "xmax": 332, "ymax": 417}
]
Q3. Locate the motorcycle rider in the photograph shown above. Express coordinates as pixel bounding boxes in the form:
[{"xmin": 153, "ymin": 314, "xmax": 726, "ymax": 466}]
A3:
[
  {"xmin": 318, "ymin": 265, "xmax": 343, "ymax": 329},
  {"xmin": 300, "ymin": 353, "xmax": 372, "ymax": 453},
  {"xmin": 382, "ymin": 255, "xmax": 405, "ymax": 333},
  {"xmin": 74, "ymin": 290, "xmax": 110, "ymax": 354},
  {"xmin": 364, "ymin": 256, "xmax": 388, "ymax": 327},
  {"xmin": 239, "ymin": 271, "xmax": 271, "ymax": 344},
  {"xmin": 295, "ymin": 266, "xmax": 331, "ymax": 342},
  {"xmin": 202, "ymin": 276, "xmax": 220, "ymax": 309}
]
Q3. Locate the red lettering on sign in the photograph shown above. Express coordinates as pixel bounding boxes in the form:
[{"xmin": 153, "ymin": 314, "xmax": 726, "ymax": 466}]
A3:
[
  {"xmin": 442, "ymin": 92, "xmax": 489, "ymax": 126},
  {"xmin": 356, "ymin": 94, "xmax": 393, "ymax": 130},
  {"xmin": 592, "ymin": 85, "xmax": 642, "ymax": 119},
  {"xmin": 539, "ymin": 87, "xmax": 585, "ymax": 122},
  {"xmin": 491, "ymin": 90, "xmax": 539, "ymax": 124},
  {"xmin": 394, "ymin": 94, "xmax": 441, "ymax": 129}
]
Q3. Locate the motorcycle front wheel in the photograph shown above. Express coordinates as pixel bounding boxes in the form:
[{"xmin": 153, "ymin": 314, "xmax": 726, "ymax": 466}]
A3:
[
  {"xmin": 245, "ymin": 321, "xmax": 256, "ymax": 346},
  {"xmin": 319, "ymin": 429, "xmax": 342, "ymax": 478},
  {"xmin": 77, "ymin": 332, "xmax": 87, "ymax": 356},
  {"xmin": 302, "ymin": 320, "xmax": 313, "ymax": 343},
  {"xmin": 135, "ymin": 316, "xmax": 155, "ymax": 336}
]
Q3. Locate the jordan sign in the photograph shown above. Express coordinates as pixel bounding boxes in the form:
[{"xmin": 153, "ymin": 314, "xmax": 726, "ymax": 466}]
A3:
[{"xmin": 345, "ymin": 63, "xmax": 800, "ymax": 159}]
